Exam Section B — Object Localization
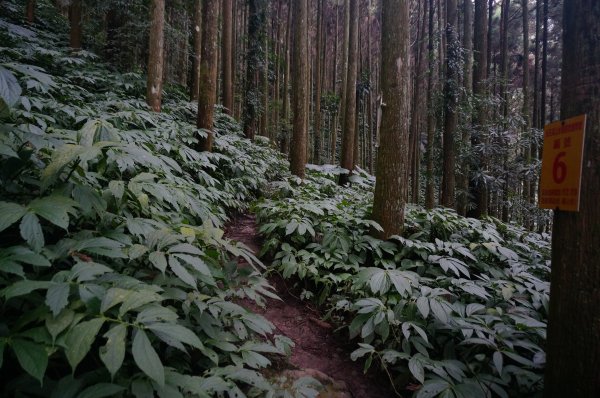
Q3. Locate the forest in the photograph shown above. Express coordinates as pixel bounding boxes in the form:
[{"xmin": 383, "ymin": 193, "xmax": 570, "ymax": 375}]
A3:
[{"xmin": 0, "ymin": 0, "xmax": 598, "ymax": 397}]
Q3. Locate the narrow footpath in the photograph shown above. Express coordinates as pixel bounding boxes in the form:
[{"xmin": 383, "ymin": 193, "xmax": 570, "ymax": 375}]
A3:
[{"xmin": 225, "ymin": 214, "xmax": 396, "ymax": 398}]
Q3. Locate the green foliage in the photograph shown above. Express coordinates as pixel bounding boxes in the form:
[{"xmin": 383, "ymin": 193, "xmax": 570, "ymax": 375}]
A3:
[
  {"xmin": 0, "ymin": 2, "xmax": 293, "ymax": 396},
  {"xmin": 256, "ymin": 166, "xmax": 550, "ymax": 397}
]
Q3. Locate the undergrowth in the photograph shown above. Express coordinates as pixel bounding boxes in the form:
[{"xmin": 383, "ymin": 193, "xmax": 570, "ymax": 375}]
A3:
[
  {"xmin": 0, "ymin": 2, "xmax": 324, "ymax": 397},
  {"xmin": 255, "ymin": 167, "xmax": 550, "ymax": 398}
]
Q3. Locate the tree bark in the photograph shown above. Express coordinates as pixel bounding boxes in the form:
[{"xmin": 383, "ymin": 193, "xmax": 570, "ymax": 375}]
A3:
[
  {"xmin": 425, "ymin": 0, "xmax": 436, "ymax": 209},
  {"xmin": 220, "ymin": 0, "xmax": 233, "ymax": 114},
  {"xmin": 522, "ymin": 0, "xmax": 531, "ymax": 225},
  {"xmin": 196, "ymin": 0, "xmax": 219, "ymax": 152},
  {"xmin": 467, "ymin": 0, "xmax": 488, "ymax": 218},
  {"xmin": 313, "ymin": 0, "xmax": 324, "ymax": 165},
  {"xmin": 457, "ymin": 0, "xmax": 473, "ymax": 216},
  {"xmin": 290, "ymin": 0, "xmax": 308, "ymax": 178},
  {"xmin": 544, "ymin": 2, "xmax": 600, "ymax": 396},
  {"xmin": 69, "ymin": 0, "xmax": 83, "ymax": 50},
  {"xmin": 243, "ymin": 0, "xmax": 267, "ymax": 140},
  {"xmin": 147, "ymin": 0, "xmax": 165, "ymax": 112},
  {"xmin": 339, "ymin": 0, "xmax": 358, "ymax": 185},
  {"xmin": 25, "ymin": 0, "xmax": 35, "ymax": 24},
  {"xmin": 441, "ymin": 0, "xmax": 459, "ymax": 208},
  {"xmin": 190, "ymin": 0, "xmax": 202, "ymax": 101},
  {"xmin": 371, "ymin": 0, "xmax": 410, "ymax": 239}
]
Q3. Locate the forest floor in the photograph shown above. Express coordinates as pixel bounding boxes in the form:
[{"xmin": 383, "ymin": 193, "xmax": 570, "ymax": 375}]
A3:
[{"xmin": 225, "ymin": 214, "xmax": 397, "ymax": 398}]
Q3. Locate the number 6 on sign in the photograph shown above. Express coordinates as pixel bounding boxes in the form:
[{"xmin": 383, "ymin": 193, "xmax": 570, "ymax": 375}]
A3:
[
  {"xmin": 539, "ymin": 114, "xmax": 586, "ymax": 212},
  {"xmin": 552, "ymin": 152, "xmax": 567, "ymax": 184}
]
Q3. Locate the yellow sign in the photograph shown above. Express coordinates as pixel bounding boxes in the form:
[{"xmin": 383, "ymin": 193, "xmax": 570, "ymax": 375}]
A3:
[{"xmin": 539, "ymin": 114, "xmax": 586, "ymax": 211}]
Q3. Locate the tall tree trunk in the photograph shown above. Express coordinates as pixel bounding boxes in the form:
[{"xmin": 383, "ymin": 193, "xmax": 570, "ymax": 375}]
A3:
[
  {"xmin": 243, "ymin": 0, "xmax": 266, "ymax": 140},
  {"xmin": 522, "ymin": 0, "xmax": 531, "ymax": 226},
  {"xmin": 147, "ymin": 0, "xmax": 165, "ymax": 112},
  {"xmin": 196, "ymin": 0, "xmax": 219, "ymax": 152},
  {"xmin": 441, "ymin": 0, "xmax": 459, "ymax": 208},
  {"xmin": 290, "ymin": 0, "xmax": 308, "ymax": 178},
  {"xmin": 371, "ymin": 0, "xmax": 410, "ymax": 239},
  {"xmin": 313, "ymin": 0, "xmax": 324, "ymax": 165},
  {"xmin": 425, "ymin": 0, "xmax": 436, "ymax": 209},
  {"xmin": 500, "ymin": 0, "xmax": 510, "ymax": 222},
  {"xmin": 540, "ymin": 0, "xmax": 548, "ymax": 126},
  {"xmin": 25, "ymin": 0, "xmax": 35, "ymax": 24},
  {"xmin": 545, "ymin": 2, "xmax": 600, "ymax": 396},
  {"xmin": 191, "ymin": 0, "xmax": 202, "ymax": 101},
  {"xmin": 69, "ymin": 0, "xmax": 82, "ymax": 50},
  {"xmin": 457, "ymin": 0, "xmax": 473, "ymax": 215},
  {"xmin": 467, "ymin": 0, "xmax": 488, "ymax": 218},
  {"xmin": 221, "ymin": 0, "xmax": 234, "ymax": 114},
  {"xmin": 337, "ymin": 2, "xmax": 351, "ymax": 167},
  {"xmin": 409, "ymin": 0, "xmax": 427, "ymax": 205},
  {"xmin": 281, "ymin": 2, "xmax": 292, "ymax": 155},
  {"xmin": 339, "ymin": 0, "xmax": 358, "ymax": 185}
]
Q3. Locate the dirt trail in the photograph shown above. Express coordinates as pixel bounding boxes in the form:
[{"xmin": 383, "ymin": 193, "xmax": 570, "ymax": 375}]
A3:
[{"xmin": 225, "ymin": 214, "xmax": 396, "ymax": 398}]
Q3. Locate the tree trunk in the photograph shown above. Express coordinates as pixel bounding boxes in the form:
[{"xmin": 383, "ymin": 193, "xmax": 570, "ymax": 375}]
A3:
[
  {"xmin": 69, "ymin": 0, "xmax": 83, "ymax": 50},
  {"xmin": 337, "ymin": 2, "xmax": 351, "ymax": 167},
  {"xmin": 339, "ymin": 0, "xmax": 358, "ymax": 186},
  {"xmin": 544, "ymin": 2, "xmax": 600, "ymax": 396},
  {"xmin": 540, "ymin": 0, "xmax": 548, "ymax": 127},
  {"xmin": 425, "ymin": 0, "xmax": 436, "ymax": 209},
  {"xmin": 457, "ymin": 0, "xmax": 473, "ymax": 216},
  {"xmin": 522, "ymin": 0, "xmax": 531, "ymax": 226},
  {"xmin": 196, "ymin": 0, "xmax": 219, "ymax": 152},
  {"xmin": 467, "ymin": 0, "xmax": 488, "ymax": 218},
  {"xmin": 25, "ymin": 0, "xmax": 35, "ymax": 24},
  {"xmin": 371, "ymin": 0, "xmax": 410, "ymax": 239},
  {"xmin": 313, "ymin": 0, "xmax": 324, "ymax": 165},
  {"xmin": 289, "ymin": 0, "xmax": 308, "ymax": 178},
  {"xmin": 147, "ymin": 0, "xmax": 165, "ymax": 112},
  {"xmin": 441, "ymin": 0, "xmax": 459, "ymax": 208},
  {"xmin": 221, "ymin": 0, "xmax": 234, "ymax": 114},
  {"xmin": 243, "ymin": 0, "xmax": 266, "ymax": 140},
  {"xmin": 190, "ymin": 0, "xmax": 202, "ymax": 101}
]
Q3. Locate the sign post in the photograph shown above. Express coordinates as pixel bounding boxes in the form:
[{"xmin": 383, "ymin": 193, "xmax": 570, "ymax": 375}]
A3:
[{"xmin": 539, "ymin": 114, "xmax": 586, "ymax": 211}]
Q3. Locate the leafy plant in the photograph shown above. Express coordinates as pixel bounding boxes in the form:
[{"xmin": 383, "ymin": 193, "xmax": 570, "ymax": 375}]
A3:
[
  {"xmin": 0, "ymin": 2, "xmax": 293, "ymax": 396},
  {"xmin": 256, "ymin": 166, "xmax": 549, "ymax": 397}
]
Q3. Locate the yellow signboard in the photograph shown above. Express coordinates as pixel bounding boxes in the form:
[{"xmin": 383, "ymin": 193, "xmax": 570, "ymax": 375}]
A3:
[{"xmin": 539, "ymin": 114, "xmax": 586, "ymax": 211}]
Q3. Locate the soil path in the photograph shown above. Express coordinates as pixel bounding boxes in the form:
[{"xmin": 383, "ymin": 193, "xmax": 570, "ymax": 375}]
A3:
[{"xmin": 225, "ymin": 214, "xmax": 396, "ymax": 398}]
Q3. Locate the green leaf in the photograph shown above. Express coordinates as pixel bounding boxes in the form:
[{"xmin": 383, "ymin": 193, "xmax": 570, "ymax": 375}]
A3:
[
  {"xmin": 65, "ymin": 318, "xmax": 105, "ymax": 371},
  {"xmin": 409, "ymin": 356, "xmax": 425, "ymax": 384},
  {"xmin": 168, "ymin": 255, "xmax": 196, "ymax": 288},
  {"xmin": 46, "ymin": 282, "xmax": 70, "ymax": 316},
  {"xmin": 11, "ymin": 339, "xmax": 48, "ymax": 384},
  {"xmin": 493, "ymin": 351, "xmax": 503, "ymax": 375},
  {"xmin": 0, "ymin": 65, "xmax": 21, "ymax": 109},
  {"xmin": 3, "ymin": 280, "xmax": 52, "ymax": 300},
  {"xmin": 78, "ymin": 383, "xmax": 126, "ymax": 398},
  {"xmin": 40, "ymin": 145, "xmax": 86, "ymax": 191},
  {"xmin": 132, "ymin": 329, "xmax": 164, "ymax": 386},
  {"xmin": 149, "ymin": 251, "xmax": 167, "ymax": 273},
  {"xmin": 29, "ymin": 195, "xmax": 78, "ymax": 230},
  {"xmin": 415, "ymin": 379, "xmax": 451, "ymax": 398},
  {"xmin": 19, "ymin": 213, "xmax": 44, "ymax": 252},
  {"xmin": 416, "ymin": 296, "xmax": 430, "ymax": 319},
  {"xmin": 119, "ymin": 290, "xmax": 162, "ymax": 316},
  {"xmin": 146, "ymin": 323, "xmax": 203, "ymax": 350},
  {"xmin": 0, "ymin": 340, "xmax": 4, "ymax": 368},
  {"xmin": 173, "ymin": 253, "xmax": 212, "ymax": 277},
  {"xmin": 108, "ymin": 180, "xmax": 125, "ymax": 200},
  {"xmin": 0, "ymin": 201, "xmax": 27, "ymax": 232},
  {"xmin": 99, "ymin": 324, "xmax": 127, "ymax": 378},
  {"xmin": 430, "ymin": 299, "xmax": 449, "ymax": 324},
  {"xmin": 46, "ymin": 309, "xmax": 75, "ymax": 342},
  {"xmin": 285, "ymin": 220, "xmax": 298, "ymax": 235}
]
